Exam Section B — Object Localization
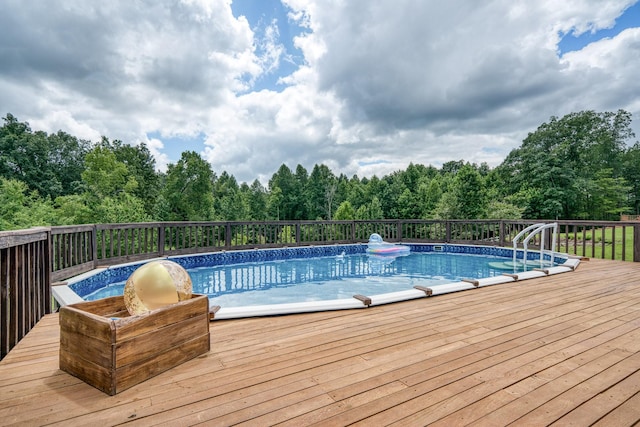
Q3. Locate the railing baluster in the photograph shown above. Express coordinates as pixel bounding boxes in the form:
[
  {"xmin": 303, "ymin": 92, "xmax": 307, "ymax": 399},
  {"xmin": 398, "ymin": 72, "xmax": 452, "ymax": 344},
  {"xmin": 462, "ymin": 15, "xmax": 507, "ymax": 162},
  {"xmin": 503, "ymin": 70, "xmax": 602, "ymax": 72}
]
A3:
[
  {"xmin": 9, "ymin": 246, "xmax": 17, "ymax": 353},
  {"xmin": 100, "ymin": 228, "xmax": 105, "ymax": 260},
  {"xmin": 635, "ymin": 224, "xmax": 640, "ymax": 262},
  {"xmin": 611, "ymin": 226, "xmax": 616, "ymax": 260},
  {"xmin": 622, "ymin": 225, "xmax": 627, "ymax": 261},
  {"xmin": 109, "ymin": 229, "xmax": 114, "ymax": 258}
]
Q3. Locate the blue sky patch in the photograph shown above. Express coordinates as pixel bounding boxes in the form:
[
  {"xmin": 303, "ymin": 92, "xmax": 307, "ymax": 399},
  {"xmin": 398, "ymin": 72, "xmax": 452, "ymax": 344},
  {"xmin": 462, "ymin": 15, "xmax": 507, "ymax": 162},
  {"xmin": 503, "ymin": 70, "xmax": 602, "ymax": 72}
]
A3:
[
  {"xmin": 558, "ymin": 1, "xmax": 640, "ymax": 55},
  {"xmin": 231, "ymin": 0, "xmax": 308, "ymax": 92},
  {"xmin": 147, "ymin": 131, "xmax": 207, "ymax": 164}
]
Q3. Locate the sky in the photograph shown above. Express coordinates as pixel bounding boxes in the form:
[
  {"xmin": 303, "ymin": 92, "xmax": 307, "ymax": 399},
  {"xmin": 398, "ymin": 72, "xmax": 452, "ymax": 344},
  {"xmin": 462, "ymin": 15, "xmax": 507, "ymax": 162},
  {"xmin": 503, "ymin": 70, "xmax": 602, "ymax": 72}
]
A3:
[{"xmin": 1, "ymin": 0, "xmax": 639, "ymax": 184}]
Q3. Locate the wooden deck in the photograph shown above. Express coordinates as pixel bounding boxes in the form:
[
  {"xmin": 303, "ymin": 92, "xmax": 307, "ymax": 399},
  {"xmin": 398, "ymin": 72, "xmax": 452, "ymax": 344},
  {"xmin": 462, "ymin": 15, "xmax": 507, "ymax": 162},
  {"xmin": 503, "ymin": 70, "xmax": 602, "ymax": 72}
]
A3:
[{"xmin": 2, "ymin": 259, "xmax": 640, "ymax": 426}]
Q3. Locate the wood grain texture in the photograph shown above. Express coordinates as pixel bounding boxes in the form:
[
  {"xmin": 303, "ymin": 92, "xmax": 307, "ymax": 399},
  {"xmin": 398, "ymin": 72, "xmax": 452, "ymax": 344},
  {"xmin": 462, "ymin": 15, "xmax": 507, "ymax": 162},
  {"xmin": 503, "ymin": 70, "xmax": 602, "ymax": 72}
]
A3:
[
  {"xmin": 57, "ymin": 294, "xmax": 209, "ymax": 395},
  {"xmin": 114, "ymin": 313, "xmax": 208, "ymax": 367},
  {"xmin": 1, "ymin": 259, "xmax": 640, "ymax": 425},
  {"xmin": 115, "ymin": 295, "xmax": 207, "ymax": 340}
]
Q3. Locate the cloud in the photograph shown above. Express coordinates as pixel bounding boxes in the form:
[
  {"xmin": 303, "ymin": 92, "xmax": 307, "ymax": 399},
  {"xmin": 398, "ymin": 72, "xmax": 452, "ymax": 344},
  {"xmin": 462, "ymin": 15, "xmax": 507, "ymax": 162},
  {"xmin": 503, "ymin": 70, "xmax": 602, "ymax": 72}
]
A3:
[
  {"xmin": 257, "ymin": 19, "xmax": 287, "ymax": 77},
  {"xmin": 560, "ymin": 27, "xmax": 640, "ymax": 110},
  {"xmin": 273, "ymin": 0, "xmax": 640, "ymax": 172},
  {"xmin": 0, "ymin": 0, "xmax": 259, "ymax": 150},
  {"xmin": 29, "ymin": 110, "xmax": 102, "ymax": 142},
  {"xmin": 300, "ymin": 1, "xmax": 587, "ymax": 130},
  {"xmin": 1, "ymin": 0, "xmax": 638, "ymax": 184},
  {"xmin": 144, "ymin": 136, "xmax": 171, "ymax": 172}
]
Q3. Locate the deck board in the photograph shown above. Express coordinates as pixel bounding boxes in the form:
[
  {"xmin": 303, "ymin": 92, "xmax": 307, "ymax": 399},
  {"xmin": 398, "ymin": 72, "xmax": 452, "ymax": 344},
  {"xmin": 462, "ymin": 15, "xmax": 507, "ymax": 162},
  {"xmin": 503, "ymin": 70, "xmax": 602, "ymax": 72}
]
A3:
[{"xmin": 1, "ymin": 259, "xmax": 640, "ymax": 426}]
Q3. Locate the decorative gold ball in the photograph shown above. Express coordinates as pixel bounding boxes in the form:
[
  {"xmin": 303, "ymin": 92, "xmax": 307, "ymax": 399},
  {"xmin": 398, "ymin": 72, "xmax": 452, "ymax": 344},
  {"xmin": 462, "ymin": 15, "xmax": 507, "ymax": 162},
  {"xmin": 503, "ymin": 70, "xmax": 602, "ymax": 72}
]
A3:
[{"xmin": 124, "ymin": 260, "xmax": 193, "ymax": 315}]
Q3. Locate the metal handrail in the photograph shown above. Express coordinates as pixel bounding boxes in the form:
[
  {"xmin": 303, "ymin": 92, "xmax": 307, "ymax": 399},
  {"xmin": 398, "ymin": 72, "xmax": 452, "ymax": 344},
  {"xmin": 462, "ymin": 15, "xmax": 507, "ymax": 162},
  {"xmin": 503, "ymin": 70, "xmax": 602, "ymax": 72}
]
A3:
[{"xmin": 513, "ymin": 222, "xmax": 558, "ymax": 267}]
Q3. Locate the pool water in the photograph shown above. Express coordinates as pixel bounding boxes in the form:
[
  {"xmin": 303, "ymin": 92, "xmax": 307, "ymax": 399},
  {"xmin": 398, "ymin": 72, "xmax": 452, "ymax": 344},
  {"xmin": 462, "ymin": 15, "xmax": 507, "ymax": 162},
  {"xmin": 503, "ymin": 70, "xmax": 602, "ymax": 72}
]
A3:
[{"xmin": 84, "ymin": 252, "xmax": 550, "ymax": 307}]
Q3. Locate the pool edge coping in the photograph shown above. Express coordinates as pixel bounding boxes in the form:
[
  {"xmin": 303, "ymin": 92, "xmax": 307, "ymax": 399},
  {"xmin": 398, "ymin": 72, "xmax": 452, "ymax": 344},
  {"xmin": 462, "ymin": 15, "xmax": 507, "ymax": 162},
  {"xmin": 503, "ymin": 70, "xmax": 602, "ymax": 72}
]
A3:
[{"xmin": 52, "ymin": 244, "xmax": 579, "ymax": 319}]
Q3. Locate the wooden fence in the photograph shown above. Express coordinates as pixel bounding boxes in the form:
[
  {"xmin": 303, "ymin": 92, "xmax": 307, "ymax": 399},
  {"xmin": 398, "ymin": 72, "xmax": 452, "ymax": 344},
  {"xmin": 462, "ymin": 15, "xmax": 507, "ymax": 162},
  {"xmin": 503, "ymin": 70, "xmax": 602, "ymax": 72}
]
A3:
[{"xmin": 2, "ymin": 219, "xmax": 640, "ymax": 359}]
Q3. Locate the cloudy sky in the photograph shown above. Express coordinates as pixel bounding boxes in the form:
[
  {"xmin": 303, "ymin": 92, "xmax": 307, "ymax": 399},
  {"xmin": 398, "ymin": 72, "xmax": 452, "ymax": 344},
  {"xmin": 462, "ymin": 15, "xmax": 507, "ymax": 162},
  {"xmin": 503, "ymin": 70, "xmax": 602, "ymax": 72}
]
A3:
[{"xmin": 1, "ymin": 0, "xmax": 639, "ymax": 183}]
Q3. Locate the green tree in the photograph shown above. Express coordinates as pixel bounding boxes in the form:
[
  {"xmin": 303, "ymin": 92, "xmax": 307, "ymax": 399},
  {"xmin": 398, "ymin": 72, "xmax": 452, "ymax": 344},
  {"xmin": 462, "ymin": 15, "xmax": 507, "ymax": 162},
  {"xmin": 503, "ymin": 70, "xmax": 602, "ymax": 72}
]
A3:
[
  {"xmin": 247, "ymin": 179, "xmax": 268, "ymax": 220},
  {"xmin": 396, "ymin": 188, "xmax": 419, "ymax": 218},
  {"xmin": 622, "ymin": 143, "xmax": 640, "ymax": 215},
  {"xmin": 334, "ymin": 200, "xmax": 355, "ymax": 220},
  {"xmin": 441, "ymin": 160, "xmax": 465, "ymax": 175},
  {"xmin": 355, "ymin": 205, "xmax": 368, "ymax": 220},
  {"xmin": 369, "ymin": 196, "xmax": 384, "ymax": 219},
  {"xmin": 0, "ymin": 178, "xmax": 57, "ymax": 230},
  {"xmin": 325, "ymin": 181, "xmax": 337, "ymax": 220},
  {"xmin": 452, "ymin": 164, "xmax": 486, "ymax": 219},
  {"xmin": 82, "ymin": 146, "xmax": 134, "ymax": 198},
  {"xmin": 162, "ymin": 151, "xmax": 214, "ymax": 220},
  {"xmin": 214, "ymin": 171, "xmax": 250, "ymax": 220},
  {"xmin": 430, "ymin": 164, "xmax": 487, "ymax": 219},
  {"xmin": 379, "ymin": 173, "xmax": 406, "ymax": 218},
  {"xmin": 307, "ymin": 164, "xmax": 337, "ymax": 219},
  {"xmin": 484, "ymin": 200, "xmax": 523, "ymax": 220},
  {"xmin": 498, "ymin": 110, "xmax": 634, "ymax": 219},
  {"xmin": 432, "ymin": 191, "xmax": 459, "ymax": 220},
  {"xmin": 46, "ymin": 130, "xmax": 89, "ymax": 196},
  {"xmin": 417, "ymin": 177, "xmax": 442, "ymax": 218},
  {"xmin": 0, "ymin": 114, "xmax": 89, "ymax": 199},
  {"xmin": 590, "ymin": 169, "xmax": 630, "ymax": 220},
  {"xmin": 267, "ymin": 186, "xmax": 283, "ymax": 220},
  {"xmin": 346, "ymin": 175, "xmax": 367, "ymax": 211},
  {"xmin": 269, "ymin": 164, "xmax": 302, "ymax": 220},
  {"xmin": 107, "ymin": 138, "xmax": 160, "ymax": 215},
  {"xmin": 93, "ymin": 194, "xmax": 151, "ymax": 223},
  {"xmin": 75, "ymin": 145, "xmax": 151, "ymax": 224},
  {"xmin": 294, "ymin": 165, "xmax": 309, "ymax": 219},
  {"xmin": 54, "ymin": 194, "xmax": 93, "ymax": 225},
  {"xmin": 355, "ymin": 196, "xmax": 384, "ymax": 220}
]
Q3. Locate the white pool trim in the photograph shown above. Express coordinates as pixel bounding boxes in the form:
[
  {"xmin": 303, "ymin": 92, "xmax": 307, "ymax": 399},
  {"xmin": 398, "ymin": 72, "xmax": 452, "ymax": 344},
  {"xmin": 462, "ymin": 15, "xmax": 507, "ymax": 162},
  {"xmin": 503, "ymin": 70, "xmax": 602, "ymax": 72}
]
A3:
[{"xmin": 52, "ymin": 246, "xmax": 580, "ymax": 319}]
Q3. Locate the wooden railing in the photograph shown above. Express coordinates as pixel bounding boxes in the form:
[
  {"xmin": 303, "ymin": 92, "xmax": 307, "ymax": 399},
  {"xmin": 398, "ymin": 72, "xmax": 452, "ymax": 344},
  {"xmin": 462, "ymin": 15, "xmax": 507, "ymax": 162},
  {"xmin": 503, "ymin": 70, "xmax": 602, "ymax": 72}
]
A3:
[
  {"xmin": 1, "ymin": 228, "xmax": 51, "ymax": 359},
  {"xmin": 47, "ymin": 220, "xmax": 640, "ymax": 281},
  {"xmin": 51, "ymin": 225, "xmax": 95, "ymax": 282},
  {"xmin": 2, "ymin": 219, "xmax": 639, "ymax": 359}
]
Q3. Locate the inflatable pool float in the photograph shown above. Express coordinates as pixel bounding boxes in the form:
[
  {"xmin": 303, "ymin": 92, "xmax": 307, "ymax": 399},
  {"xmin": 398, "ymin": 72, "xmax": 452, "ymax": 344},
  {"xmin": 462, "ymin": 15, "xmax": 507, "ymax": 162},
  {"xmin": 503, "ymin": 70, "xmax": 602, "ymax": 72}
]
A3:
[{"xmin": 366, "ymin": 233, "xmax": 411, "ymax": 256}]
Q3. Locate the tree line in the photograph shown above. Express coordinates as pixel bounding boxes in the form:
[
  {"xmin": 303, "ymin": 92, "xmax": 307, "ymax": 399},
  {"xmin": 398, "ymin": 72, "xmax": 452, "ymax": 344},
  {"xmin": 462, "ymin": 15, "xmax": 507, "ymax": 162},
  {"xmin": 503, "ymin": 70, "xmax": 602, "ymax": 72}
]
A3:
[{"xmin": 1, "ymin": 110, "xmax": 638, "ymax": 231}]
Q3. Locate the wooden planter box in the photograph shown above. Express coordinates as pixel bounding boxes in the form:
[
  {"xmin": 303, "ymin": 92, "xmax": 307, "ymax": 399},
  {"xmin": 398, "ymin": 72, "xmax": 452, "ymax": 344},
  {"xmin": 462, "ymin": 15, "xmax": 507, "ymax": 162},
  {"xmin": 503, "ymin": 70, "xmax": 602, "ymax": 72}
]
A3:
[{"xmin": 59, "ymin": 294, "xmax": 210, "ymax": 395}]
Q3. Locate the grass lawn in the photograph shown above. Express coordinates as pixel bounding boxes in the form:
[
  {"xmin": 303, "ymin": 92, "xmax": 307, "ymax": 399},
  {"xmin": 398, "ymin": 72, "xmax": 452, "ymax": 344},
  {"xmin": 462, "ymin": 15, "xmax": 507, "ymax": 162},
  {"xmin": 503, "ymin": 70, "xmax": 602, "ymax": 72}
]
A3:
[{"xmin": 557, "ymin": 225, "xmax": 635, "ymax": 261}]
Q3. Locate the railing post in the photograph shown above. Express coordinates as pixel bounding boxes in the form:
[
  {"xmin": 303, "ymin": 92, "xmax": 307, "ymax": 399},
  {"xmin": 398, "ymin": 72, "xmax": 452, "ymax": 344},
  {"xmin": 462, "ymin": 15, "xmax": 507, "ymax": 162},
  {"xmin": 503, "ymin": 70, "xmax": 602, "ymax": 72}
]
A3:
[
  {"xmin": 157, "ymin": 224, "xmax": 165, "ymax": 256},
  {"xmin": 225, "ymin": 223, "xmax": 232, "ymax": 248},
  {"xmin": 45, "ymin": 227, "xmax": 52, "ymax": 314},
  {"xmin": 634, "ymin": 224, "xmax": 640, "ymax": 262},
  {"xmin": 499, "ymin": 221, "xmax": 505, "ymax": 247},
  {"xmin": 91, "ymin": 225, "xmax": 98, "ymax": 269},
  {"xmin": 351, "ymin": 220, "xmax": 356, "ymax": 243},
  {"xmin": 397, "ymin": 220, "xmax": 402, "ymax": 241},
  {"xmin": 295, "ymin": 222, "xmax": 301, "ymax": 245},
  {"xmin": 47, "ymin": 227, "xmax": 53, "ymax": 287},
  {"xmin": 445, "ymin": 221, "xmax": 451, "ymax": 243}
]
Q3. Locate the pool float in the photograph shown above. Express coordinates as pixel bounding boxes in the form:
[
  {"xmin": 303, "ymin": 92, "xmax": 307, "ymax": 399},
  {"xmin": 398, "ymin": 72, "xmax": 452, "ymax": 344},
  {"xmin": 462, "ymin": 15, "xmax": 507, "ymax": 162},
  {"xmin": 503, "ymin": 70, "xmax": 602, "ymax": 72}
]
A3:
[{"xmin": 366, "ymin": 233, "xmax": 411, "ymax": 255}]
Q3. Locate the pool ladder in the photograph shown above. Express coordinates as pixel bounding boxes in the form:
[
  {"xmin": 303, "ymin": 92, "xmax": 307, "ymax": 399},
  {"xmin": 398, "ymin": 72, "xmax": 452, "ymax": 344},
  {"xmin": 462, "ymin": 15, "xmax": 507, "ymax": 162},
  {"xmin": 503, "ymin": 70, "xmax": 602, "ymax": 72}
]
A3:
[{"xmin": 512, "ymin": 222, "xmax": 558, "ymax": 268}]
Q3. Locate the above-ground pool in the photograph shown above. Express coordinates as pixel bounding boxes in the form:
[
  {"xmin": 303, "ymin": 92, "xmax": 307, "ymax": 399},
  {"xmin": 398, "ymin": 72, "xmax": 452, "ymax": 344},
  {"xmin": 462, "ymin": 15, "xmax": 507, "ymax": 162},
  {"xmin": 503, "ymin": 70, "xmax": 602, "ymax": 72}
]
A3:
[{"xmin": 55, "ymin": 244, "xmax": 579, "ymax": 319}]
